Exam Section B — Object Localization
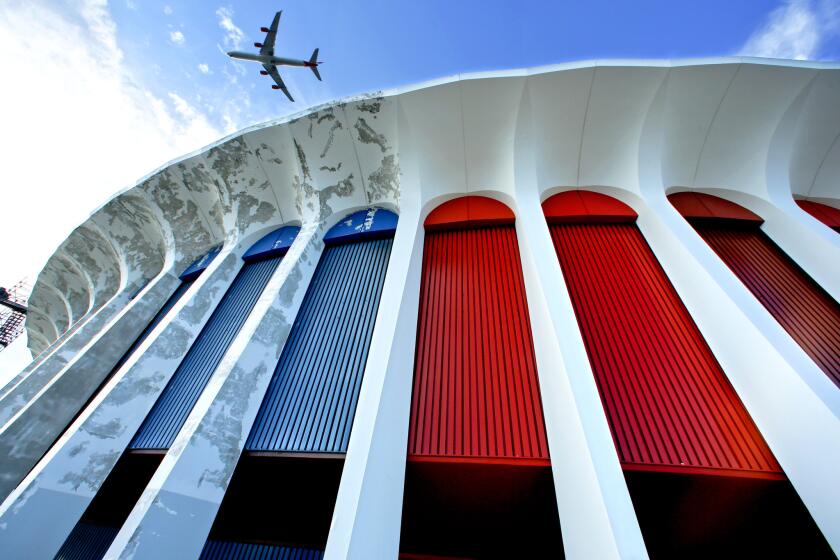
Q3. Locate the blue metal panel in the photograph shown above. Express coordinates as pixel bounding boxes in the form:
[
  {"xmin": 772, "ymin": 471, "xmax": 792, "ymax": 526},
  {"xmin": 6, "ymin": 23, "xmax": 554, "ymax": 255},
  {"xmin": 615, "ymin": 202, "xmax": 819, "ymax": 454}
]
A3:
[
  {"xmin": 246, "ymin": 237, "xmax": 394, "ymax": 453},
  {"xmin": 180, "ymin": 245, "xmax": 223, "ymax": 281},
  {"xmin": 200, "ymin": 540, "xmax": 324, "ymax": 560},
  {"xmin": 322, "ymin": 208, "xmax": 398, "ymax": 245},
  {"xmin": 54, "ymin": 522, "xmax": 119, "ymax": 560},
  {"xmin": 243, "ymin": 226, "xmax": 301, "ymax": 263},
  {"xmin": 130, "ymin": 256, "xmax": 282, "ymax": 449}
]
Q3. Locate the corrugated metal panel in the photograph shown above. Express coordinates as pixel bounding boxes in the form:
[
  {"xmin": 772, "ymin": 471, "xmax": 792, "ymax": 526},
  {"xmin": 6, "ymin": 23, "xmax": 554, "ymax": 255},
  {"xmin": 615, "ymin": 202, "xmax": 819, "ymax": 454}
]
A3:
[
  {"xmin": 131, "ymin": 256, "xmax": 282, "ymax": 449},
  {"xmin": 54, "ymin": 522, "xmax": 119, "ymax": 560},
  {"xmin": 695, "ymin": 224, "xmax": 840, "ymax": 388},
  {"xmin": 549, "ymin": 223, "xmax": 781, "ymax": 475},
  {"xmin": 246, "ymin": 238, "xmax": 393, "ymax": 453},
  {"xmin": 797, "ymin": 200, "xmax": 840, "ymax": 231},
  {"xmin": 408, "ymin": 226, "xmax": 549, "ymax": 460},
  {"xmin": 200, "ymin": 540, "xmax": 324, "ymax": 560}
]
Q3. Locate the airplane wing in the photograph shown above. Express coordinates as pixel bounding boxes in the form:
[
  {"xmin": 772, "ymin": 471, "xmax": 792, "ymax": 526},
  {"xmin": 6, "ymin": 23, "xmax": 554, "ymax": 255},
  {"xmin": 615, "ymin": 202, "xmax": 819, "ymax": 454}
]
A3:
[
  {"xmin": 263, "ymin": 64, "xmax": 294, "ymax": 102},
  {"xmin": 260, "ymin": 11, "xmax": 281, "ymax": 56}
]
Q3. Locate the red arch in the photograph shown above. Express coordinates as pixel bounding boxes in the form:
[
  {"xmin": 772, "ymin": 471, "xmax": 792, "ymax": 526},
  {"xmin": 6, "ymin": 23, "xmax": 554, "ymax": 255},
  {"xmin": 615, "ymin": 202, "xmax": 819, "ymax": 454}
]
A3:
[
  {"xmin": 797, "ymin": 199, "xmax": 840, "ymax": 229},
  {"xmin": 424, "ymin": 195, "xmax": 515, "ymax": 230},
  {"xmin": 542, "ymin": 190, "xmax": 637, "ymax": 224},
  {"xmin": 668, "ymin": 192, "xmax": 763, "ymax": 224}
]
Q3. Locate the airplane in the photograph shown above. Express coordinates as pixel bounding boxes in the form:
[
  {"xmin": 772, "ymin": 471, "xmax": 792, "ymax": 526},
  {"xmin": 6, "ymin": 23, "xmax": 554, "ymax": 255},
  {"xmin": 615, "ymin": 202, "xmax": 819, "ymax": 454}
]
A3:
[{"xmin": 226, "ymin": 10, "xmax": 321, "ymax": 102}]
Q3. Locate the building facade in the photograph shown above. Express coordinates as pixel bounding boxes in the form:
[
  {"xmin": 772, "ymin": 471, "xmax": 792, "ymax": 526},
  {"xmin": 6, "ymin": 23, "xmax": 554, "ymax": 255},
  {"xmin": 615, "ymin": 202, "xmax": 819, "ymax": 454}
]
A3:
[{"xmin": 1, "ymin": 57, "xmax": 839, "ymax": 559}]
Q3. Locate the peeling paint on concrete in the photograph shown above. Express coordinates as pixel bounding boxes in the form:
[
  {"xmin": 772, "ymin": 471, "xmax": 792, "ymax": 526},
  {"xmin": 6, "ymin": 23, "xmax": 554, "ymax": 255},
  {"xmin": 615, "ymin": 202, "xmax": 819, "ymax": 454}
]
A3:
[
  {"xmin": 354, "ymin": 118, "xmax": 389, "ymax": 153},
  {"xmin": 367, "ymin": 155, "xmax": 400, "ymax": 203}
]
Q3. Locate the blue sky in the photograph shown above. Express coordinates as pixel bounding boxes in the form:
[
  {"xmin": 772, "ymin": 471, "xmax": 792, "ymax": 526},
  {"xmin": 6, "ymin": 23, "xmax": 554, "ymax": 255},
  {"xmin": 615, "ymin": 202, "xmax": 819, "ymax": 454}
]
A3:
[
  {"xmin": 1, "ymin": 0, "xmax": 839, "ymax": 373},
  {"xmin": 111, "ymin": 0, "xmax": 840, "ymax": 129}
]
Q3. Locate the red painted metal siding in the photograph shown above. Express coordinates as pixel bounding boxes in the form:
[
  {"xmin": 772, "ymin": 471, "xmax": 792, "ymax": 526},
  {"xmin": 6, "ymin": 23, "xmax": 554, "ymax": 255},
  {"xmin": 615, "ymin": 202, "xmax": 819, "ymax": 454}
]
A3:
[
  {"xmin": 669, "ymin": 192, "xmax": 763, "ymax": 223},
  {"xmin": 797, "ymin": 199, "xmax": 840, "ymax": 231},
  {"xmin": 694, "ymin": 224, "xmax": 840, "ymax": 388},
  {"xmin": 408, "ymin": 226, "xmax": 549, "ymax": 460},
  {"xmin": 549, "ymin": 222, "xmax": 781, "ymax": 475},
  {"xmin": 542, "ymin": 190, "xmax": 637, "ymax": 224},
  {"xmin": 424, "ymin": 196, "xmax": 515, "ymax": 231}
]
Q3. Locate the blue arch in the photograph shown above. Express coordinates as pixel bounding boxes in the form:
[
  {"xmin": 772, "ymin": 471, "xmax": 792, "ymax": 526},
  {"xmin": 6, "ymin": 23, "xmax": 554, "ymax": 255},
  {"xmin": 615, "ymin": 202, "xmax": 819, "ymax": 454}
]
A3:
[
  {"xmin": 180, "ymin": 245, "xmax": 222, "ymax": 281},
  {"xmin": 323, "ymin": 208, "xmax": 398, "ymax": 245},
  {"xmin": 243, "ymin": 225, "xmax": 301, "ymax": 263}
]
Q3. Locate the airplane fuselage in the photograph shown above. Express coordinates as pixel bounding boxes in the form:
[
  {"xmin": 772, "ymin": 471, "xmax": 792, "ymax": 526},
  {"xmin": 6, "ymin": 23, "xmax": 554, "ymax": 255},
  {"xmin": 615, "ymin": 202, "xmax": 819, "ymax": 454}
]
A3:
[{"xmin": 227, "ymin": 51, "xmax": 311, "ymax": 68}]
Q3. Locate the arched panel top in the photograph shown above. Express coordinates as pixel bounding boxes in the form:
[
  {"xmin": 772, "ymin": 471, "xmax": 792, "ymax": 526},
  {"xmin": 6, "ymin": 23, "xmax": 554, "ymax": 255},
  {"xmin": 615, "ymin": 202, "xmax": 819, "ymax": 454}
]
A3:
[
  {"xmin": 668, "ymin": 192, "xmax": 763, "ymax": 224},
  {"xmin": 796, "ymin": 199, "xmax": 840, "ymax": 229},
  {"xmin": 179, "ymin": 245, "xmax": 223, "ymax": 281},
  {"xmin": 424, "ymin": 196, "xmax": 514, "ymax": 231},
  {"xmin": 243, "ymin": 226, "xmax": 301, "ymax": 263},
  {"xmin": 323, "ymin": 208, "xmax": 398, "ymax": 245},
  {"xmin": 542, "ymin": 190, "xmax": 637, "ymax": 224}
]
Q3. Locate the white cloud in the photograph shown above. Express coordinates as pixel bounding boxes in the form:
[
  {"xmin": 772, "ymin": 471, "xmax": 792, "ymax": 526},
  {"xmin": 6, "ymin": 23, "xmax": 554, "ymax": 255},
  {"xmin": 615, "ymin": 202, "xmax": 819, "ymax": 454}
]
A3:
[
  {"xmin": 739, "ymin": 0, "xmax": 840, "ymax": 60},
  {"xmin": 169, "ymin": 29, "xmax": 185, "ymax": 45},
  {"xmin": 163, "ymin": 5, "xmax": 172, "ymax": 15},
  {"xmin": 198, "ymin": 62, "xmax": 210, "ymax": 74},
  {"xmin": 0, "ymin": 0, "xmax": 224, "ymax": 299},
  {"xmin": 216, "ymin": 6, "xmax": 244, "ymax": 50}
]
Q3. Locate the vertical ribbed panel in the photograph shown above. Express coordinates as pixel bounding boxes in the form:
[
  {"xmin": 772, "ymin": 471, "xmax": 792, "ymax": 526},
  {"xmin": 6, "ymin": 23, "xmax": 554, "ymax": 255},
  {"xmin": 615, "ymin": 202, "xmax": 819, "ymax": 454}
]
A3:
[
  {"xmin": 200, "ymin": 540, "xmax": 324, "ymax": 560},
  {"xmin": 550, "ymin": 223, "xmax": 780, "ymax": 474},
  {"xmin": 696, "ymin": 224, "xmax": 840, "ymax": 388},
  {"xmin": 246, "ymin": 238, "xmax": 393, "ymax": 453},
  {"xmin": 408, "ymin": 227, "xmax": 549, "ymax": 460},
  {"xmin": 131, "ymin": 257, "xmax": 282, "ymax": 449},
  {"xmin": 54, "ymin": 522, "xmax": 119, "ymax": 560}
]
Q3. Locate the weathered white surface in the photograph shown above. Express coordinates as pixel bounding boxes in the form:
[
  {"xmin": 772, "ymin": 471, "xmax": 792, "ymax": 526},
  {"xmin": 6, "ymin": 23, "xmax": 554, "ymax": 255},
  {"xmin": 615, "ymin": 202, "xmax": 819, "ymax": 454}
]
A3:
[{"xmin": 0, "ymin": 58, "xmax": 837, "ymax": 559}]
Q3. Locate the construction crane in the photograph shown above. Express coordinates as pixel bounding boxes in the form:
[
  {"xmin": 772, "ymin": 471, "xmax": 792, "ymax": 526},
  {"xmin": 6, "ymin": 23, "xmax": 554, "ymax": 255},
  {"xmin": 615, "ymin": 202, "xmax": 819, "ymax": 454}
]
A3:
[{"xmin": 0, "ymin": 281, "xmax": 29, "ymax": 350}]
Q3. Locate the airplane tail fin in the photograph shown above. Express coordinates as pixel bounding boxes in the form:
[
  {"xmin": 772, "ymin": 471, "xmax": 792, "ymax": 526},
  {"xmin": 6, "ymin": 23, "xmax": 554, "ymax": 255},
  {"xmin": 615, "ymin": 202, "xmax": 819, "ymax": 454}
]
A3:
[{"xmin": 309, "ymin": 48, "xmax": 322, "ymax": 81}]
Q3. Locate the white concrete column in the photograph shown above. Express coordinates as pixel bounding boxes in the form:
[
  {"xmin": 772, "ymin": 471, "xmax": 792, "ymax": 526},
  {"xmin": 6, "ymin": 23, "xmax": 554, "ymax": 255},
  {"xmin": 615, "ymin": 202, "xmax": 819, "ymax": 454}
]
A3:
[
  {"xmin": 637, "ymin": 191, "xmax": 840, "ymax": 557},
  {"xmin": 0, "ymin": 327, "xmax": 76, "ymax": 401},
  {"xmin": 0, "ymin": 272, "xmax": 183, "ymax": 503},
  {"xmin": 0, "ymin": 291, "xmax": 132, "ymax": 423},
  {"xmin": 323, "ymin": 206, "xmax": 424, "ymax": 560},
  {"xmin": 103, "ymin": 224, "xmax": 325, "ymax": 560},
  {"xmin": 513, "ymin": 190, "xmax": 650, "ymax": 560},
  {"xmin": 0, "ymin": 247, "xmax": 243, "ymax": 560}
]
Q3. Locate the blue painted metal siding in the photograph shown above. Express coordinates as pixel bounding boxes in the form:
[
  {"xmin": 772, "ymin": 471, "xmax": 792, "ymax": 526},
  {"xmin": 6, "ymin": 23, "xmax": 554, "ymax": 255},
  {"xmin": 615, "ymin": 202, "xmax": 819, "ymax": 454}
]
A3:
[
  {"xmin": 243, "ymin": 226, "xmax": 301, "ymax": 262},
  {"xmin": 54, "ymin": 522, "xmax": 119, "ymax": 560},
  {"xmin": 180, "ymin": 245, "xmax": 222, "ymax": 281},
  {"xmin": 200, "ymin": 540, "xmax": 324, "ymax": 560},
  {"xmin": 130, "ymin": 256, "xmax": 282, "ymax": 449},
  {"xmin": 323, "ymin": 208, "xmax": 398, "ymax": 245},
  {"xmin": 245, "ymin": 237, "xmax": 394, "ymax": 453}
]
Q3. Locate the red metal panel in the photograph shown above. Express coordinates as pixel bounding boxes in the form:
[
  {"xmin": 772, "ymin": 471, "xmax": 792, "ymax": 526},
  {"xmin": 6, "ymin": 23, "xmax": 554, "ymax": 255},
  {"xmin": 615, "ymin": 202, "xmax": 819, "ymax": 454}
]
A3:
[
  {"xmin": 542, "ymin": 190, "xmax": 637, "ymax": 224},
  {"xmin": 797, "ymin": 199, "xmax": 840, "ymax": 230},
  {"xmin": 424, "ymin": 196, "xmax": 515, "ymax": 231},
  {"xmin": 409, "ymin": 225, "xmax": 549, "ymax": 461},
  {"xmin": 549, "ymin": 222, "xmax": 781, "ymax": 476},
  {"xmin": 669, "ymin": 192, "xmax": 763, "ymax": 224},
  {"xmin": 694, "ymin": 224, "xmax": 840, "ymax": 388}
]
